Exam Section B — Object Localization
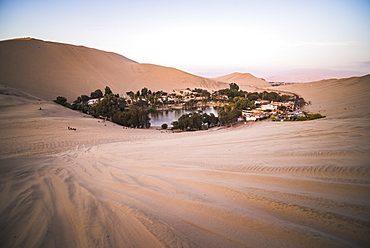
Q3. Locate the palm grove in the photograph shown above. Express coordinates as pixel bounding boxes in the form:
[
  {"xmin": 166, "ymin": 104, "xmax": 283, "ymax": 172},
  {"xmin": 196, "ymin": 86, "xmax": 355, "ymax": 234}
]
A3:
[
  {"xmin": 55, "ymin": 86, "xmax": 150, "ymax": 128},
  {"xmin": 55, "ymin": 83, "xmax": 311, "ymax": 130}
]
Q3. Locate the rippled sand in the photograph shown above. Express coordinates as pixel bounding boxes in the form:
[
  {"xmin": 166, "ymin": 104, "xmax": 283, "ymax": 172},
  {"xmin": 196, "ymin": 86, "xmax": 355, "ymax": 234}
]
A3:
[{"xmin": 0, "ymin": 75, "xmax": 369, "ymax": 247}]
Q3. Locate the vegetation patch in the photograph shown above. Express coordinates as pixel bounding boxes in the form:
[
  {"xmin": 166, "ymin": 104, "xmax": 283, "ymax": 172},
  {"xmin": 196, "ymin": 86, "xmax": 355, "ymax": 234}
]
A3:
[
  {"xmin": 296, "ymin": 113, "xmax": 326, "ymax": 121},
  {"xmin": 53, "ymin": 83, "xmax": 321, "ymax": 131},
  {"xmin": 172, "ymin": 112, "xmax": 218, "ymax": 131},
  {"xmin": 55, "ymin": 86, "xmax": 150, "ymax": 128}
]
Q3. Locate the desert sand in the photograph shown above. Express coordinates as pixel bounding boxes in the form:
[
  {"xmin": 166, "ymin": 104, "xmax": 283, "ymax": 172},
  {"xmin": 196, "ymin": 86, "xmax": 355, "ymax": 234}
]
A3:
[
  {"xmin": 0, "ymin": 38, "xmax": 369, "ymax": 247},
  {"xmin": 1, "ymin": 72, "xmax": 369, "ymax": 248},
  {"xmin": 277, "ymin": 75, "xmax": 370, "ymax": 119},
  {"xmin": 0, "ymin": 38, "xmax": 228, "ymax": 101},
  {"xmin": 213, "ymin": 72, "xmax": 270, "ymax": 92}
]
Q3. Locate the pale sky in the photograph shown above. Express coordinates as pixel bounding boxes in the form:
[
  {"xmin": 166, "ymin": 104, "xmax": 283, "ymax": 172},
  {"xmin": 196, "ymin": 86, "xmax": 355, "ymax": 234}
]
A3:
[{"xmin": 1, "ymin": 0, "xmax": 369, "ymax": 78}]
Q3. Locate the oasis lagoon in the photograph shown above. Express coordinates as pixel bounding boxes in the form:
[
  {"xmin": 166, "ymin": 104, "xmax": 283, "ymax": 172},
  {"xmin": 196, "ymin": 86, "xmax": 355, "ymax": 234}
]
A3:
[{"xmin": 150, "ymin": 106, "xmax": 219, "ymax": 127}]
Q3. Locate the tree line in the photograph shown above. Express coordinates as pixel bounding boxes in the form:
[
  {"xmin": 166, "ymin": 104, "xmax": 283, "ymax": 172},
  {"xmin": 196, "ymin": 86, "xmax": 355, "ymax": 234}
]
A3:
[
  {"xmin": 55, "ymin": 86, "xmax": 150, "ymax": 128},
  {"xmin": 54, "ymin": 83, "xmax": 312, "ymax": 131},
  {"xmin": 171, "ymin": 112, "xmax": 219, "ymax": 131},
  {"xmin": 171, "ymin": 85, "xmax": 257, "ymax": 130}
]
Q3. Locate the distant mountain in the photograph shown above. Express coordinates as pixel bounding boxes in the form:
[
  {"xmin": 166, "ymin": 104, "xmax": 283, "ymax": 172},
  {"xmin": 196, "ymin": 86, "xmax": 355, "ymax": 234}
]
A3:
[
  {"xmin": 266, "ymin": 68, "xmax": 368, "ymax": 83},
  {"xmin": 0, "ymin": 38, "xmax": 227, "ymax": 101},
  {"xmin": 213, "ymin": 72, "xmax": 270, "ymax": 91}
]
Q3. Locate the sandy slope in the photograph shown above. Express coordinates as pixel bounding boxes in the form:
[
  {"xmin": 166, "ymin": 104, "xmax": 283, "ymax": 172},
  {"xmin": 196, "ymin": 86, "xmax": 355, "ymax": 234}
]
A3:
[
  {"xmin": 276, "ymin": 75, "xmax": 370, "ymax": 118},
  {"xmin": 265, "ymin": 68, "xmax": 367, "ymax": 83},
  {"xmin": 213, "ymin": 72, "xmax": 270, "ymax": 91},
  {"xmin": 0, "ymin": 75, "xmax": 369, "ymax": 247},
  {"xmin": 0, "ymin": 38, "xmax": 227, "ymax": 101},
  {"xmin": 0, "ymin": 85, "xmax": 176, "ymax": 158}
]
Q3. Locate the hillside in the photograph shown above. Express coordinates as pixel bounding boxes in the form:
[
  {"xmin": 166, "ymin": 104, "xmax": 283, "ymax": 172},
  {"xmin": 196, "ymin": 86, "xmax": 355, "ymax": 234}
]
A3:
[
  {"xmin": 277, "ymin": 74, "xmax": 370, "ymax": 118},
  {"xmin": 0, "ymin": 38, "xmax": 227, "ymax": 101},
  {"xmin": 1, "ymin": 41, "xmax": 369, "ymax": 247},
  {"xmin": 213, "ymin": 72, "xmax": 270, "ymax": 91},
  {"xmin": 1, "ymin": 73, "xmax": 369, "ymax": 247},
  {"xmin": 266, "ymin": 68, "xmax": 367, "ymax": 83}
]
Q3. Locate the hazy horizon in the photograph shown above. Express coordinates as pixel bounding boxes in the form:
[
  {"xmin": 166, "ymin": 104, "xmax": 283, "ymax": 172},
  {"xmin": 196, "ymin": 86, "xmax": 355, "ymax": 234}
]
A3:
[{"xmin": 1, "ymin": 0, "xmax": 369, "ymax": 80}]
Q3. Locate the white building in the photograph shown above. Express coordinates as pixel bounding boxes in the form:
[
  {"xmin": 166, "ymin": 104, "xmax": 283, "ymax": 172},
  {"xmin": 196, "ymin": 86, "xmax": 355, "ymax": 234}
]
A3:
[{"xmin": 87, "ymin": 98, "xmax": 102, "ymax": 105}]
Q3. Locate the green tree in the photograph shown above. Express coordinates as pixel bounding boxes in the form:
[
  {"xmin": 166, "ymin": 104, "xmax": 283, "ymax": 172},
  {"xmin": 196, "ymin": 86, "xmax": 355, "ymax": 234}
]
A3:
[
  {"xmin": 219, "ymin": 109, "xmax": 241, "ymax": 125},
  {"xmin": 229, "ymin": 82, "xmax": 239, "ymax": 91},
  {"xmin": 203, "ymin": 113, "xmax": 219, "ymax": 128},
  {"xmin": 247, "ymin": 92, "xmax": 260, "ymax": 101},
  {"xmin": 176, "ymin": 113, "xmax": 202, "ymax": 130},
  {"xmin": 171, "ymin": 121, "xmax": 179, "ymax": 129},
  {"xmin": 80, "ymin": 95, "xmax": 90, "ymax": 103},
  {"xmin": 174, "ymin": 112, "xmax": 218, "ymax": 131},
  {"xmin": 296, "ymin": 116, "xmax": 308, "ymax": 121},
  {"xmin": 280, "ymin": 94, "xmax": 294, "ymax": 102},
  {"xmin": 218, "ymin": 103, "xmax": 241, "ymax": 125},
  {"xmin": 90, "ymin": 89, "xmax": 103, "ymax": 99},
  {"xmin": 234, "ymin": 97, "xmax": 255, "ymax": 110},
  {"xmin": 161, "ymin": 123, "xmax": 168, "ymax": 129},
  {"xmin": 227, "ymin": 89, "xmax": 239, "ymax": 98},
  {"xmin": 141, "ymin": 87, "xmax": 148, "ymax": 97},
  {"xmin": 308, "ymin": 113, "xmax": 325, "ymax": 120},
  {"xmin": 105, "ymin": 86, "xmax": 112, "ymax": 96},
  {"xmin": 126, "ymin": 91, "xmax": 135, "ymax": 99},
  {"xmin": 55, "ymin": 96, "xmax": 68, "ymax": 105},
  {"xmin": 133, "ymin": 99, "xmax": 149, "ymax": 108},
  {"xmin": 112, "ymin": 105, "xmax": 150, "ymax": 128},
  {"xmin": 266, "ymin": 92, "xmax": 280, "ymax": 101},
  {"xmin": 297, "ymin": 97, "xmax": 306, "ymax": 108},
  {"xmin": 184, "ymin": 99, "xmax": 198, "ymax": 109},
  {"xmin": 128, "ymin": 105, "xmax": 151, "ymax": 128},
  {"xmin": 90, "ymin": 93, "xmax": 125, "ymax": 121},
  {"xmin": 71, "ymin": 94, "xmax": 88, "ymax": 112},
  {"xmin": 54, "ymin": 96, "xmax": 72, "ymax": 108}
]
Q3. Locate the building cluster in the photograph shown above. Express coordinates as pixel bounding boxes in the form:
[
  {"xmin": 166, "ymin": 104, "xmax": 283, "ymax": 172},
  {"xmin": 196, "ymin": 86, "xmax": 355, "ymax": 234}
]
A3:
[
  {"xmin": 242, "ymin": 100, "xmax": 300, "ymax": 121},
  {"xmin": 87, "ymin": 98, "xmax": 101, "ymax": 105}
]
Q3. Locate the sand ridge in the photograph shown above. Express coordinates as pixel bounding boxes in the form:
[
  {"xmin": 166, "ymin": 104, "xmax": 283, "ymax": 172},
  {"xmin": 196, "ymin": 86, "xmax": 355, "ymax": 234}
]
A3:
[
  {"xmin": 1, "ymin": 75, "xmax": 370, "ymax": 247},
  {"xmin": 276, "ymin": 74, "xmax": 370, "ymax": 118},
  {"xmin": 213, "ymin": 72, "xmax": 270, "ymax": 91},
  {"xmin": 0, "ymin": 49, "xmax": 370, "ymax": 248},
  {"xmin": 0, "ymin": 84, "xmax": 187, "ymax": 159},
  {"xmin": 0, "ymin": 38, "xmax": 228, "ymax": 101},
  {"xmin": 1, "ymin": 125, "xmax": 369, "ymax": 247}
]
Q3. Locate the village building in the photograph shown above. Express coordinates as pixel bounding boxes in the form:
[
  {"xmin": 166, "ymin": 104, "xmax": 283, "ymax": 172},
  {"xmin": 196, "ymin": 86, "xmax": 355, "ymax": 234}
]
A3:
[
  {"xmin": 87, "ymin": 98, "xmax": 102, "ymax": 105},
  {"xmin": 260, "ymin": 104, "xmax": 276, "ymax": 111},
  {"xmin": 254, "ymin": 100, "xmax": 270, "ymax": 106},
  {"xmin": 242, "ymin": 109, "xmax": 268, "ymax": 121}
]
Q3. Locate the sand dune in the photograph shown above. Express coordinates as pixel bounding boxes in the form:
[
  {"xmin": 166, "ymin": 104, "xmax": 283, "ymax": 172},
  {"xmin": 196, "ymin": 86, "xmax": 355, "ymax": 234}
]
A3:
[
  {"xmin": 2, "ymin": 130, "xmax": 369, "ymax": 247},
  {"xmin": 276, "ymin": 74, "xmax": 370, "ymax": 118},
  {"xmin": 1, "ymin": 52, "xmax": 370, "ymax": 248},
  {"xmin": 0, "ymin": 85, "xmax": 174, "ymax": 159},
  {"xmin": 213, "ymin": 72, "xmax": 270, "ymax": 91},
  {"xmin": 0, "ymin": 38, "xmax": 227, "ymax": 101},
  {"xmin": 266, "ymin": 68, "xmax": 367, "ymax": 83}
]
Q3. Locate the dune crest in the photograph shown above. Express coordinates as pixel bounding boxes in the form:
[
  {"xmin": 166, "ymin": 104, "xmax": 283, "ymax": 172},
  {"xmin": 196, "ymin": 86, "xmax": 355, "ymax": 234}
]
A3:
[
  {"xmin": 277, "ymin": 74, "xmax": 370, "ymax": 118},
  {"xmin": 0, "ymin": 42, "xmax": 369, "ymax": 247},
  {"xmin": 213, "ymin": 72, "xmax": 270, "ymax": 91},
  {"xmin": 0, "ymin": 38, "xmax": 227, "ymax": 101}
]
